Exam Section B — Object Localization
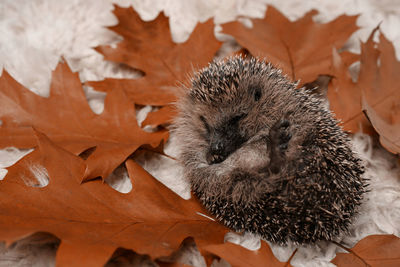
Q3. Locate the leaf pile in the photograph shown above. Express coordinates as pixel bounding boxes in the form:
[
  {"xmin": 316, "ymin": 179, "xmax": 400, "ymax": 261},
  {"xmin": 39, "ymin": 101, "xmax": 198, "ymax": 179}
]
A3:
[
  {"xmin": 88, "ymin": 5, "xmax": 222, "ymax": 127},
  {"xmin": 0, "ymin": 62, "xmax": 168, "ymax": 183},
  {"xmin": 0, "ymin": 130, "xmax": 228, "ymax": 266},
  {"xmin": 328, "ymin": 27, "xmax": 400, "ymax": 147},
  {"xmin": 1, "ymin": 4, "xmax": 400, "ymax": 267}
]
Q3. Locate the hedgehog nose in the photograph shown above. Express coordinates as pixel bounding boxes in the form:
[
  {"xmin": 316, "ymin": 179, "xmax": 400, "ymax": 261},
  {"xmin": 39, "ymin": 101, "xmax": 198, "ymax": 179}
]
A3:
[
  {"xmin": 208, "ymin": 139, "xmax": 226, "ymax": 164},
  {"xmin": 210, "ymin": 140, "xmax": 224, "ymax": 155}
]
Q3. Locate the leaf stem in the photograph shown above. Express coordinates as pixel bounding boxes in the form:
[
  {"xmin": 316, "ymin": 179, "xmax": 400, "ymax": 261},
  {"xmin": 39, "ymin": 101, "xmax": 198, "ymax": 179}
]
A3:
[{"xmin": 285, "ymin": 248, "xmax": 298, "ymax": 266}]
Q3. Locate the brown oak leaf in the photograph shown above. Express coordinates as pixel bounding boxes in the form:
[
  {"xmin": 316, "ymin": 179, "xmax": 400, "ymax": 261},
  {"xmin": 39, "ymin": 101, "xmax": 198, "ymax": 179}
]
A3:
[
  {"xmin": 360, "ymin": 30, "xmax": 400, "ymax": 153},
  {"xmin": 142, "ymin": 105, "xmax": 178, "ymax": 127},
  {"xmin": 0, "ymin": 130, "xmax": 228, "ymax": 267},
  {"xmin": 0, "ymin": 62, "xmax": 168, "ymax": 182},
  {"xmin": 327, "ymin": 49, "xmax": 373, "ymax": 133},
  {"xmin": 88, "ymin": 5, "xmax": 222, "ymax": 126},
  {"xmin": 332, "ymin": 235, "xmax": 400, "ymax": 266},
  {"xmin": 222, "ymin": 6, "xmax": 358, "ymax": 84},
  {"xmin": 327, "ymin": 27, "xmax": 400, "ymax": 141}
]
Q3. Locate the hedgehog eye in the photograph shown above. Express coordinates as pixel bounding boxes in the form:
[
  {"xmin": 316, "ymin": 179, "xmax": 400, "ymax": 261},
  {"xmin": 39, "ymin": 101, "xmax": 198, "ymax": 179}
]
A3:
[
  {"xmin": 230, "ymin": 114, "xmax": 246, "ymax": 124},
  {"xmin": 254, "ymin": 89, "xmax": 262, "ymax": 101},
  {"xmin": 199, "ymin": 115, "xmax": 210, "ymax": 133}
]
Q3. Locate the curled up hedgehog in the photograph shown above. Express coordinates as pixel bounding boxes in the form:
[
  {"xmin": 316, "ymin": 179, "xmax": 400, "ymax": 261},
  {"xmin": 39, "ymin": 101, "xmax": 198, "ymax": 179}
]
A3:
[{"xmin": 172, "ymin": 56, "xmax": 366, "ymax": 244}]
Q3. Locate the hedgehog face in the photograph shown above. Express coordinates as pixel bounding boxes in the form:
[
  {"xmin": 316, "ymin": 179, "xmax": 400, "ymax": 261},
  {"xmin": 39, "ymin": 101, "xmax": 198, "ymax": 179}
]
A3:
[
  {"xmin": 188, "ymin": 78, "xmax": 268, "ymax": 165},
  {"xmin": 199, "ymin": 112, "xmax": 246, "ymax": 164}
]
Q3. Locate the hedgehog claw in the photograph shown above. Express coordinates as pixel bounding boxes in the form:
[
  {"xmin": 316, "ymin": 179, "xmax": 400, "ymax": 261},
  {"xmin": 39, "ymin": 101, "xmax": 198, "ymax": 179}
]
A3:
[
  {"xmin": 280, "ymin": 119, "xmax": 290, "ymax": 128},
  {"xmin": 269, "ymin": 119, "xmax": 292, "ymax": 153},
  {"xmin": 279, "ymin": 132, "xmax": 292, "ymax": 143},
  {"xmin": 278, "ymin": 127, "xmax": 291, "ymax": 151},
  {"xmin": 208, "ymin": 153, "xmax": 225, "ymax": 165}
]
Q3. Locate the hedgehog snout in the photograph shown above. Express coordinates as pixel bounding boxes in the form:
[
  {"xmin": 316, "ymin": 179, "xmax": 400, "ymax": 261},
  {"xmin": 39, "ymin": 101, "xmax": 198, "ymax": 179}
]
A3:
[
  {"xmin": 210, "ymin": 139, "xmax": 224, "ymax": 156},
  {"xmin": 207, "ymin": 133, "xmax": 228, "ymax": 164},
  {"xmin": 206, "ymin": 123, "xmax": 247, "ymax": 165}
]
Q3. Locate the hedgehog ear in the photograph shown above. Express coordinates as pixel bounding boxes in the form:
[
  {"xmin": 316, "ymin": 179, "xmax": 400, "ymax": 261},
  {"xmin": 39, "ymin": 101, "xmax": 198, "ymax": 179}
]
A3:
[
  {"xmin": 250, "ymin": 85, "xmax": 262, "ymax": 101},
  {"xmin": 254, "ymin": 89, "xmax": 262, "ymax": 101}
]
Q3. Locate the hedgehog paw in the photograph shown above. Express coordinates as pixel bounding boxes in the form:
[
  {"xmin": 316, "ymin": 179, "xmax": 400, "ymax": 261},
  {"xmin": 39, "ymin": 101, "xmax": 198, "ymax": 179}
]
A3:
[
  {"xmin": 273, "ymin": 119, "xmax": 292, "ymax": 152},
  {"xmin": 268, "ymin": 119, "xmax": 292, "ymax": 174}
]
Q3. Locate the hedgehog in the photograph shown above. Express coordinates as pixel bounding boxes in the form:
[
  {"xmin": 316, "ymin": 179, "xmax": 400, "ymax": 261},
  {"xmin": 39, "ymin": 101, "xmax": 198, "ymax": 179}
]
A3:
[{"xmin": 172, "ymin": 56, "xmax": 366, "ymax": 244}]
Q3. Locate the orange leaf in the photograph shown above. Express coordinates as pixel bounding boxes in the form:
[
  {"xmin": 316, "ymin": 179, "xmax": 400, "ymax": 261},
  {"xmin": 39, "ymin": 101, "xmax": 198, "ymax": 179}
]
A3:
[
  {"xmin": 0, "ymin": 130, "xmax": 228, "ymax": 266},
  {"xmin": 0, "ymin": 62, "xmax": 168, "ymax": 182},
  {"xmin": 363, "ymin": 96, "xmax": 400, "ymax": 153},
  {"xmin": 327, "ymin": 49, "xmax": 373, "ymax": 133},
  {"xmin": 222, "ymin": 6, "xmax": 358, "ymax": 84},
  {"xmin": 88, "ymin": 5, "xmax": 222, "ymax": 109},
  {"xmin": 332, "ymin": 235, "xmax": 400, "ymax": 267},
  {"xmin": 142, "ymin": 105, "xmax": 178, "ymax": 127},
  {"xmin": 360, "ymin": 30, "xmax": 400, "ymax": 153}
]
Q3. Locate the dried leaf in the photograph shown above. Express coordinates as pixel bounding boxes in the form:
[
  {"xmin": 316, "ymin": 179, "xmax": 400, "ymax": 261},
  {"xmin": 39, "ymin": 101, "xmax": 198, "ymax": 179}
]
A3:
[
  {"xmin": 332, "ymin": 235, "xmax": 400, "ymax": 267},
  {"xmin": 360, "ymin": 30, "xmax": 400, "ymax": 153},
  {"xmin": 142, "ymin": 105, "xmax": 177, "ymax": 127},
  {"xmin": 0, "ymin": 62, "xmax": 168, "ymax": 182},
  {"xmin": 88, "ymin": 5, "xmax": 222, "ymax": 110},
  {"xmin": 203, "ymin": 241, "xmax": 292, "ymax": 267},
  {"xmin": 327, "ymin": 49, "xmax": 373, "ymax": 133},
  {"xmin": 222, "ymin": 6, "xmax": 358, "ymax": 84},
  {"xmin": 327, "ymin": 27, "xmax": 400, "ymax": 143},
  {"xmin": 0, "ymin": 130, "xmax": 228, "ymax": 266},
  {"xmin": 363, "ymin": 96, "xmax": 400, "ymax": 153}
]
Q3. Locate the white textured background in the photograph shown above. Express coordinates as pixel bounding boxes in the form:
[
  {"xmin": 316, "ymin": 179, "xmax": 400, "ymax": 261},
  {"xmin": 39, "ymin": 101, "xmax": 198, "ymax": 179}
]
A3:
[{"xmin": 0, "ymin": 0, "xmax": 399, "ymax": 266}]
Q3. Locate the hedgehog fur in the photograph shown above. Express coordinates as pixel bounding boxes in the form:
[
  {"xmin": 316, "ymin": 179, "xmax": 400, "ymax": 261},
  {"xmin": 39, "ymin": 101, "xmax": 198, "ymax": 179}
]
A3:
[{"xmin": 172, "ymin": 56, "xmax": 366, "ymax": 244}]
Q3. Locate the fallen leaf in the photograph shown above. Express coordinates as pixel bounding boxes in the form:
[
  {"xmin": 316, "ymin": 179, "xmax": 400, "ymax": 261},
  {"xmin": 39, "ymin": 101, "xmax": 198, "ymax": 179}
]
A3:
[
  {"xmin": 203, "ymin": 241, "xmax": 293, "ymax": 267},
  {"xmin": 0, "ymin": 130, "xmax": 228, "ymax": 267},
  {"xmin": 142, "ymin": 105, "xmax": 177, "ymax": 127},
  {"xmin": 359, "ymin": 30, "xmax": 400, "ymax": 153},
  {"xmin": 0, "ymin": 62, "xmax": 168, "ymax": 182},
  {"xmin": 363, "ymin": 96, "xmax": 400, "ymax": 153},
  {"xmin": 88, "ymin": 5, "xmax": 222, "ymax": 110},
  {"xmin": 327, "ymin": 27, "xmax": 400, "ymax": 142},
  {"xmin": 222, "ymin": 6, "xmax": 358, "ymax": 84},
  {"xmin": 331, "ymin": 235, "xmax": 400, "ymax": 267},
  {"xmin": 327, "ymin": 49, "xmax": 373, "ymax": 133}
]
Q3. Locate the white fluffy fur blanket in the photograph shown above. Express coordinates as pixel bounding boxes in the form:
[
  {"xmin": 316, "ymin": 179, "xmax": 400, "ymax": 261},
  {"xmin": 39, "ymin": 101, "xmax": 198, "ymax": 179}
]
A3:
[{"xmin": 0, "ymin": 0, "xmax": 399, "ymax": 266}]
